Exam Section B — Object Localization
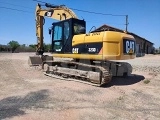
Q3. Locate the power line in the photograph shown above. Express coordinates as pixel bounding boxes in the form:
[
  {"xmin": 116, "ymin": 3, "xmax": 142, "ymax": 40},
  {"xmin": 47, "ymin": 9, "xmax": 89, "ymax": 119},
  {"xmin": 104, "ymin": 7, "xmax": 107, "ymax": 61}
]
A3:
[
  {"xmin": 1, "ymin": 0, "xmax": 127, "ymax": 17},
  {"xmin": 32, "ymin": 0, "xmax": 126, "ymax": 16},
  {"xmin": 0, "ymin": 6, "xmax": 124, "ymax": 26},
  {"xmin": 0, "ymin": 6, "xmax": 33, "ymax": 13},
  {"xmin": 31, "ymin": 0, "xmax": 128, "ymax": 29},
  {"xmin": 0, "ymin": 0, "xmax": 127, "ymax": 27},
  {"xmin": 71, "ymin": 8, "xmax": 125, "ymax": 17}
]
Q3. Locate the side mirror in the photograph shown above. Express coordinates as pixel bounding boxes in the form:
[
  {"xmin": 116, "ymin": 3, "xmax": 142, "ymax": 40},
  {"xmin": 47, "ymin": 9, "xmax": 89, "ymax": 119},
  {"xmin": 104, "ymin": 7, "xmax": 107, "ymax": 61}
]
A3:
[{"xmin": 48, "ymin": 29, "xmax": 52, "ymax": 35}]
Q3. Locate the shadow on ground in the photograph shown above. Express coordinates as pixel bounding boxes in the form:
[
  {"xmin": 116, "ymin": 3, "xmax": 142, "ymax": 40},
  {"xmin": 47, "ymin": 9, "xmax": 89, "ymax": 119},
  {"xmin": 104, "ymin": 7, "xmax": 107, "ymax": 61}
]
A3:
[
  {"xmin": 103, "ymin": 74, "xmax": 145, "ymax": 88},
  {"xmin": 0, "ymin": 89, "xmax": 49, "ymax": 120}
]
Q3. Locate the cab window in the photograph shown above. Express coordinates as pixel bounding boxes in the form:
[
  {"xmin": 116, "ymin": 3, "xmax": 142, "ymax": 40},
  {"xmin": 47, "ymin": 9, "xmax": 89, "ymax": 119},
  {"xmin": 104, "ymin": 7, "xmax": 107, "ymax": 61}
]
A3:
[
  {"xmin": 74, "ymin": 23, "xmax": 85, "ymax": 35},
  {"xmin": 64, "ymin": 22, "xmax": 70, "ymax": 40},
  {"xmin": 54, "ymin": 25, "xmax": 62, "ymax": 40}
]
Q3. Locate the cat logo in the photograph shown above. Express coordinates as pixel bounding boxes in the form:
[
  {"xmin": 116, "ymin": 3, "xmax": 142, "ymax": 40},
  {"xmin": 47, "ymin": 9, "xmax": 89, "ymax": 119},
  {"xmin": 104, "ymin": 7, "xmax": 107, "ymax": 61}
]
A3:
[
  {"xmin": 47, "ymin": 12, "xmax": 52, "ymax": 17},
  {"xmin": 45, "ymin": 10, "xmax": 54, "ymax": 17},
  {"xmin": 72, "ymin": 48, "xmax": 79, "ymax": 54},
  {"xmin": 125, "ymin": 40, "xmax": 135, "ymax": 54}
]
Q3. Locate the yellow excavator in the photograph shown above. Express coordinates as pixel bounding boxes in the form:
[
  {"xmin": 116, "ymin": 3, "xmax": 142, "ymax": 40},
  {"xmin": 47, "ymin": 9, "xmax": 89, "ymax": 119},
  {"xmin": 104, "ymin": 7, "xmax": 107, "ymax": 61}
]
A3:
[{"xmin": 29, "ymin": 3, "xmax": 136, "ymax": 86}]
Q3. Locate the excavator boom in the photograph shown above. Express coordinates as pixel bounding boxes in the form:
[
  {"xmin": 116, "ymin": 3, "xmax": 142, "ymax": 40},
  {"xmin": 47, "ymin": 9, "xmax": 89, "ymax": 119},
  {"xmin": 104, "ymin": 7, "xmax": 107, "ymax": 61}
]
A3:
[{"xmin": 35, "ymin": 3, "xmax": 78, "ymax": 55}]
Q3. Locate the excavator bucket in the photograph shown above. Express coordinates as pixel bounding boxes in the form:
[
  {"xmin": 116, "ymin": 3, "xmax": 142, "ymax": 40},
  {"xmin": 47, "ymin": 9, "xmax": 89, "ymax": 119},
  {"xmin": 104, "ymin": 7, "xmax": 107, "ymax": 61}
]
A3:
[
  {"xmin": 28, "ymin": 56, "xmax": 42, "ymax": 66},
  {"xmin": 28, "ymin": 55, "xmax": 53, "ymax": 66}
]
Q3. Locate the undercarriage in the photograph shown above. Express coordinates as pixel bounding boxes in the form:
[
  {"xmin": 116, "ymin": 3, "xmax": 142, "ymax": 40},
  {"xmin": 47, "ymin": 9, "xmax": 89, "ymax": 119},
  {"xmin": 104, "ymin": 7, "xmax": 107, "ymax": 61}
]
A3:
[
  {"xmin": 28, "ymin": 55, "xmax": 132, "ymax": 86},
  {"xmin": 43, "ymin": 60, "xmax": 111, "ymax": 86},
  {"xmin": 29, "ymin": 55, "xmax": 132, "ymax": 86}
]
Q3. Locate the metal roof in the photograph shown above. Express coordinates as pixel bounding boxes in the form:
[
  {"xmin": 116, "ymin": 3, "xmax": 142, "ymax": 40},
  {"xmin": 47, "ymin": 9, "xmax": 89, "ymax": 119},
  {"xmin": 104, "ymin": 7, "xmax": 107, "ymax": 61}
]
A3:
[{"xmin": 92, "ymin": 24, "xmax": 153, "ymax": 44}]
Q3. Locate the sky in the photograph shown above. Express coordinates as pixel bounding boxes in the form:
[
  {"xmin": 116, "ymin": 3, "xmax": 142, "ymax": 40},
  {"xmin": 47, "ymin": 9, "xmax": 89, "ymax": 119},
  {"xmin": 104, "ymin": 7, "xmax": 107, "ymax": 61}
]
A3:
[{"xmin": 0, "ymin": 0, "xmax": 160, "ymax": 48}]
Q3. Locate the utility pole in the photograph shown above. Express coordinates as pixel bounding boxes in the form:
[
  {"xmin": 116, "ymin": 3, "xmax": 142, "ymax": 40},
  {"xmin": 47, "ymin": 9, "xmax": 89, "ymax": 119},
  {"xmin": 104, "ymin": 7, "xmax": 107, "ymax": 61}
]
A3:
[{"xmin": 125, "ymin": 15, "xmax": 129, "ymax": 32}]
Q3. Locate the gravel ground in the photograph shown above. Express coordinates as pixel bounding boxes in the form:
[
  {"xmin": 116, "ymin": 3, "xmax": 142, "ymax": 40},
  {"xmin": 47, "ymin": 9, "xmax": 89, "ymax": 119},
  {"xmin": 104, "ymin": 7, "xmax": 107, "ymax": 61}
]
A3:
[
  {"xmin": 121, "ymin": 55, "xmax": 160, "ymax": 73},
  {"xmin": 0, "ymin": 53, "xmax": 160, "ymax": 120}
]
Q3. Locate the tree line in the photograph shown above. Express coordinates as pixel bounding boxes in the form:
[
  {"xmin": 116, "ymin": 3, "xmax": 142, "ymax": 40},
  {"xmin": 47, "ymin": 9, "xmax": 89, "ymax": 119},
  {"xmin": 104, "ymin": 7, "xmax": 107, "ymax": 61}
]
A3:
[{"xmin": 0, "ymin": 40, "xmax": 51, "ymax": 53}]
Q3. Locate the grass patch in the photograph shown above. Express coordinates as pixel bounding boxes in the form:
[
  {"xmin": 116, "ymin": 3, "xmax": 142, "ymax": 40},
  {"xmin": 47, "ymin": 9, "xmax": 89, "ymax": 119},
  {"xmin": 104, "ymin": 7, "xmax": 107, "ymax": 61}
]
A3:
[{"xmin": 143, "ymin": 79, "xmax": 150, "ymax": 84}]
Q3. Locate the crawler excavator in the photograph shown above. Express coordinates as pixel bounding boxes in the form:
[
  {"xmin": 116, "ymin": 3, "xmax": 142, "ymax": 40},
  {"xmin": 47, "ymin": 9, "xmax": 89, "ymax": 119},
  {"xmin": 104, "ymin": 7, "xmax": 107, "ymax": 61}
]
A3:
[{"xmin": 28, "ymin": 3, "xmax": 136, "ymax": 86}]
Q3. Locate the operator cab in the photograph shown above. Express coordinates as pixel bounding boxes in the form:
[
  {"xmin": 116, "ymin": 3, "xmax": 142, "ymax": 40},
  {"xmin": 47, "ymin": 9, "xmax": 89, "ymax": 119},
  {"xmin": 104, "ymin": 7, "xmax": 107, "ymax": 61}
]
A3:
[{"xmin": 50, "ymin": 18, "xmax": 86, "ymax": 53}]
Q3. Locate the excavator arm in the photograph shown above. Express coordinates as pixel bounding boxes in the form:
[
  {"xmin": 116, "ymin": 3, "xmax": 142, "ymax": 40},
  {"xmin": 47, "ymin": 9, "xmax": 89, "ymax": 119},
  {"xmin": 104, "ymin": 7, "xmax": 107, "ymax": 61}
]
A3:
[{"xmin": 35, "ymin": 3, "xmax": 78, "ymax": 55}]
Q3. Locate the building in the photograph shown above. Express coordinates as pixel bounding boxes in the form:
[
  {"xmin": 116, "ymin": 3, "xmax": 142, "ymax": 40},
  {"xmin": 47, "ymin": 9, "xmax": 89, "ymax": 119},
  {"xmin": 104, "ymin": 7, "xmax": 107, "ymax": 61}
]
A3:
[
  {"xmin": 129, "ymin": 33, "xmax": 154, "ymax": 56},
  {"xmin": 92, "ymin": 24, "xmax": 154, "ymax": 56}
]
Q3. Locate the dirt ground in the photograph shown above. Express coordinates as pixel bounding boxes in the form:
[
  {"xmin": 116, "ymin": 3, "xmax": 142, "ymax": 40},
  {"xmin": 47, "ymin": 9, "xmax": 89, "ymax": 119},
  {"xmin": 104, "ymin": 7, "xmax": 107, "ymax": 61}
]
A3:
[{"xmin": 0, "ymin": 53, "xmax": 160, "ymax": 120}]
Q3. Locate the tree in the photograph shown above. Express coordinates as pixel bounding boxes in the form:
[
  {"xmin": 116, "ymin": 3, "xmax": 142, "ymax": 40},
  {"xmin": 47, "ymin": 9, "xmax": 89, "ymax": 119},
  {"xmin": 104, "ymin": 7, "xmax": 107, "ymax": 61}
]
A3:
[
  {"xmin": 29, "ymin": 44, "xmax": 36, "ymax": 49},
  {"xmin": 8, "ymin": 40, "xmax": 20, "ymax": 52},
  {"xmin": 29, "ymin": 43, "xmax": 51, "ymax": 52},
  {"xmin": 44, "ymin": 43, "xmax": 51, "ymax": 52}
]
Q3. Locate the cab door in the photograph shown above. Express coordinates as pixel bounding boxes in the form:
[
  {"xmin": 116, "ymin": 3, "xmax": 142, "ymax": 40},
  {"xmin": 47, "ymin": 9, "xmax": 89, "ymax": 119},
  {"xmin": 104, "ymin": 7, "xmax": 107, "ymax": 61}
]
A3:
[
  {"xmin": 52, "ymin": 22, "xmax": 63, "ymax": 53},
  {"xmin": 52, "ymin": 19, "xmax": 73, "ymax": 53}
]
